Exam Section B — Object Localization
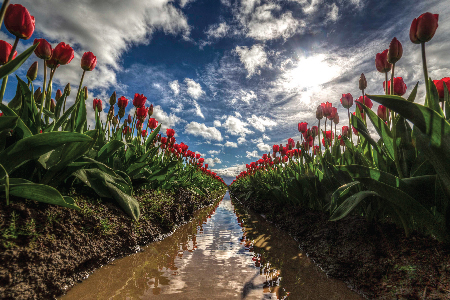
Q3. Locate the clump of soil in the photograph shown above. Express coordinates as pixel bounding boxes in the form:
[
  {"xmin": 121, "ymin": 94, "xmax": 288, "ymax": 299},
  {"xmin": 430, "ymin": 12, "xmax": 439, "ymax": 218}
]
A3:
[
  {"xmin": 0, "ymin": 187, "xmax": 226, "ymax": 300},
  {"xmin": 230, "ymin": 191, "xmax": 450, "ymax": 300}
]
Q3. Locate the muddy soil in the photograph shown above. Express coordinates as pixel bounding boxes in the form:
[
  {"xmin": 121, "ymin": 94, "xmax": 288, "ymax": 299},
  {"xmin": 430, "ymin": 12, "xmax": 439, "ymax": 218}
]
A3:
[
  {"xmin": 229, "ymin": 190, "xmax": 450, "ymax": 300},
  {"xmin": 0, "ymin": 187, "xmax": 226, "ymax": 300}
]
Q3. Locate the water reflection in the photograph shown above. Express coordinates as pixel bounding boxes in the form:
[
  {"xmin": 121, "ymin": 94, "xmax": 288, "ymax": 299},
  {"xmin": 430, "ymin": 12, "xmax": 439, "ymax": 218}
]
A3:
[{"xmin": 59, "ymin": 191, "xmax": 362, "ymax": 300}]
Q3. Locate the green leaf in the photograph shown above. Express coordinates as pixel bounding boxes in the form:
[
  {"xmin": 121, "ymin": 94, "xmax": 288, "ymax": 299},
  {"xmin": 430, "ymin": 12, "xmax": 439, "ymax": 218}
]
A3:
[
  {"xmin": 0, "ymin": 116, "xmax": 18, "ymax": 132},
  {"xmin": 0, "ymin": 178, "xmax": 80, "ymax": 210},
  {"xmin": 350, "ymin": 112, "xmax": 385, "ymax": 160},
  {"xmin": 54, "ymin": 90, "xmax": 68, "ymax": 120},
  {"xmin": 330, "ymin": 190, "xmax": 379, "ymax": 221},
  {"xmin": 0, "ymin": 43, "xmax": 39, "ymax": 81},
  {"xmin": 406, "ymin": 82, "xmax": 419, "ymax": 103},
  {"xmin": 53, "ymin": 98, "xmax": 80, "ymax": 131},
  {"xmin": 444, "ymin": 82, "xmax": 450, "ymax": 121},
  {"xmin": 428, "ymin": 78, "xmax": 445, "ymax": 118},
  {"xmin": 144, "ymin": 124, "xmax": 161, "ymax": 149},
  {"xmin": 96, "ymin": 140, "xmax": 125, "ymax": 163},
  {"xmin": 0, "ymin": 131, "xmax": 93, "ymax": 174},
  {"xmin": 43, "ymin": 108, "xmax": 55, "ymax": 119},
  {"xmin": 75, "ymin": 91, "xmax": 86, "ymax": 133},
  {"xmin": 7, "ymin": 81, "xmax": 22, "ymax": 111}
]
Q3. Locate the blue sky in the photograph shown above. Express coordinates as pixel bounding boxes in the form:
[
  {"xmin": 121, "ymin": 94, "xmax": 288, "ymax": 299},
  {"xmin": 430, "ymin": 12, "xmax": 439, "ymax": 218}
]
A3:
[{"xmin": 1, "ymin": 0, "xmax": 449, "ymax": 183}]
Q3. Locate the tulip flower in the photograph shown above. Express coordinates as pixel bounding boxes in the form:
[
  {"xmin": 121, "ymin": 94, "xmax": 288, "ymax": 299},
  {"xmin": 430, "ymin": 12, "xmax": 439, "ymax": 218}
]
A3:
[
  {"xmin": 387, "ymin": 37, "xmax": 403, "ymax": 64},
  {"xmin": 377, "ymin": 105, "xmax": 388, "ymax": 121},
  {"xmin": 321, "ymin": 102, "xmax": 333, "ymax": 117},
  {"xmin": 81, "ymin": 52, "xmax": 97, "ymax": 71},
  {"xmin": 109, "ymin": 91, "xmax": 116, "ymax": 106},
  {"xmin": 27, "ymin": 61, "xmax": 38, "ymax": 82},
  {"xmin": 46, "ymin": 57, "xmax": 60, "ymax": 69},
  {"xmin": 0, "ymin": 40, "xmax": 17, "ymax": 65},
  {"xmin": 118, "ymin": 96, "xmax": 129, "ymax": 109},
  {"xmin": 50, "ymin": 99, "xmax": 56, "ymax": 113},
  {"xmin": 342, "ymin": 126, "xmax": 349, "ymax": 137},
  {"xmin": 298, "ymin": 122, "xmax": 307, "ymax": 134},
  {"xmin": 383, "ymin": 77, "xmax": 407, "ymax": 96},
  {"xmin": 55, "ymin": 89, "xmax": 62, "ymax": 102},
  {"xmin": 133, "ymin": 93, "xmax": 147, "ymax": 108},
  {"xmin": 327, "ymin": 107, "xmax": 337, "ymax": 120},
  {"xmin": 311, "ymin": 126, "xmax": 318, "ymax": 137},
  {"xmin": 196, "ymin": 153, "xmax": 201, "ymax": 159},
  {"xmin": 136, "ymin": 106, "xmax": 148, "ymax": 120},
  {"xmin": 375, "ymin": 49, "xmax": 391, "ymax": 73},
  {"xmin": 148, "ymin": 118, "xmax": 158, "ymax": 129},
  {"xmin": 355, "ymin": 95, "xmax": 373, "ymax": 111},
  {"xmin": 53, "ymin": 42, "xmax": 74, "ymax": 65},
  {"xmin": 338, "ymin": 135, "xmax": 345, "ymax": 146},
  {"xmin": 340, "ymin": 93, "xmax": 353, "ymax": 109},
  {"xmin": 93, "ymin": 98, "xmax": 102, "ymax": 111},
  {"xmin": 166, "ymin": 128, "xmax": 175, "ymax": 138},
  {"xmin": 273, "ymin": 144, "xmax": 279, "ymax": 153},
  {"xmin": 4, "ymin": 4, "xmax": 35, "ymax": 40},
  {"xmin": 316, "ymin": 105, "xmax": 324, "ymax": 120},
  {"xmin": 359, "ymin": 74, "xmax": 367, "ymax": 91},
  {"xmin": 433, "ymin": 77, "xmax": 450, "ymax": 100},
  {"xmin": 33, "ymin": 39, "xmax": 52, "ymax": 60},
  {"xmin": 127, "ymin": 114, "xmax": 132, "ymax": 124}
]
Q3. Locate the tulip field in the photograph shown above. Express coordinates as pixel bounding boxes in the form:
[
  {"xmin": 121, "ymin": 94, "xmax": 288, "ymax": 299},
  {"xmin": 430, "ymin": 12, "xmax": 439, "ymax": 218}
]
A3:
[
  {"xmin": 229, "ymin": 12, "xmax": 450, "ymax": 244},
  {"xmin": 0, "ymin": 2, "xmax": 226, "ymax": 223}
]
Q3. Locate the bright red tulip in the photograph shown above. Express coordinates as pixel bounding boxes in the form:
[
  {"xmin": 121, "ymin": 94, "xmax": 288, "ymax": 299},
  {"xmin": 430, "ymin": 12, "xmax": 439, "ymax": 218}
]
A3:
[
  {"xmin": 81, "ymin": 52, "xmax": 97, "ymax": 71},
  {"xmin": 117, "ymin": 96, "xmax": 128, "ymax": 109},
  {"xmin": 273, "ymin": 144, "xmax": 279, "ymax": 153},
  {"xmin": 375, "ymin": 49, "xmax": 391, "ymax": 73},
  {"xmin": 387, "ymin": 37, "xmax": 403, "ymax": 64},
  {"xmin": 0, "ymin": 40, "xmax": 17, "ymax": 65},
  {"xmin": 298, "ymin": 122, "xmax": 307, "ymax": 133},
  {"xmin": 321, "ymin": 102, "xmax": 333, "ymax": 117},
  {"xmin": 355, "ymin": 95, "xmax": 373, "ymax": 111},
  {"xmin": 377, "ymin": 105, "xmax": 388, "ymax": 121},
  {"xmin": 433, "ymin": 78, "xmax": 450, "ymax": 99},
  {"xmin": 196, "ymin": 153, "xmax": 201, "ymax": 159},
  {"xmin": 4, "ymin": 4, "xmax": 35, "ymax": 40},
  {"xmin": 338, "ymin": 135, "xmax": 345, "ymax": 146},
  {"xmin": 148, "ymin": 118, "xmax": 158, "ymax": 129},
  {"xmin": 410, "ymin": 12, "xmax": 439, "ymax": 44},
  {"xmin": 340, "ymin": 93, "xmax": 353, "ymax": 109},
  {"xmin": 133, "ymin": 93, "xmax": 147, "ymax": 108},
  {"xmin": 342, "ymin": 125, "xmax": 349, "ymax": 137},
  {"xmin": 161, "ymin": 137, "xmax": 167, "ymax": 144},
  {"xmin": 0, "ymin": 113, "xmax": 3, "ymax": 117},
  {"xmin": 166, "ymin": 128, "xmax": 175, "ymax": 138},
  {"xmin": 383, "ymin": 77, "xmax": 407, "ymax": 96},
  {"xmin": 33, "ymin": 39, "xmax": 52, "ymax": 60},
  {"xmin": 136, "ymin": 107, "xmax": 148, "ymax": 120},
  {"xmin": 53, "ymin": 42, "xmax": 74, "ymax": 65},
  {"xmin": 199, "ymin": 158, "xmax": 205, "ymax": 164},
  {"xmin": 93, "ymin": 98, "xmax": 102, "ymax": 111}
]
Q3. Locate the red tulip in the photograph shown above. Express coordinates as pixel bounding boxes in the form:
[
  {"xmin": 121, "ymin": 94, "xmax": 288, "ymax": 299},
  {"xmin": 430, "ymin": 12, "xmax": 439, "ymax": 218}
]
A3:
[
  {"xmin": 161, "ymin": 137, "xmax": 167, "ymax": 144},
  {"xmin": 166, "ymin": 128, "xmax": 175, "ymax": 138},
  {"xmin": 122, "ymin": 126, "xmax": 129, "ymax": 135},
  {"xmin": 433, "ymin": 78, "xmax": 450, "ymax": 99},
  {"xmin": 387, "ymin": 37, "xmax": 403, "ymax": 64},
  {"xmin": 196, "ymin": 153, "xmax": 201, "ymax": 159},
  {"xmin": 117, "ymin": 96, "xmax": 128, "ymax": 109},
  {"xmin": 410, "ymin": 12, "xmax": 439, "ymax": 44},
  {"xmin": 340, "ymin": 93, "xmax": 353, "ymax": 109},
  {"xmin": 316, "ymin": 105, "xmax": 324, "ymax": 120},
  {"xmin": 327, "ymin": 107, "xmax": 337, "ymax": 120},
  {"xmin": 375, "ymin": 49, "xmax": 391, "ymax": 73},
  {"xmin": 298, "ymin": 122, "xmax": 307, "ymax": 133},
  {"xmin": 342, "ymin": 126, "xmax": 349, "ymax": 137},
  {"xmin": 33, "ymin": 39, "xmax": 52, "ymax": 60},
  {"xmin": 148, "ymin": 118, "xmax": 158, "ymax": 129},
  {"xmin": 338, "ymin": 135, "xmax": 345, "ymax": 146},
  {"xmin": 55, "ymin": 89, "xmax": 62, "ymax": 101},
  {"xmin": 321, "ymin": 102, "xmax": 333, "ymax": 117},
  {"xmin": 81, "ymin": 52, "xmax": 97, "ymax": 71},
  {"xmin": 127, "ymin": 114, "xmax": 132, "ymax": 124},
  {"xmin": 133, "ymin": 93, "xmax": 147, "ymax": 108},
  {"xmin": 205, "ymin": 164, "xmax": 208, "ymax": 169},
  {"xmin": 383, "ymin": 77, "xmax": 407, "ymax": 96},
  {"xmin": 136, "ymin": 107, "xmax": 148, "ymax": 120},
  {"xmin": 199, "ymin": 158, "xmax": 205, "ymax": 164},
  {"xmin": 273, "ymin": 144, "xmax": 279, "ymax": 153},
  {"xmin": 46, "ymin": 57, "xmax": 60, "ymax": 69},
  {"xmin": 0, "ymin": 113, "xmax": 3, "ymax": 117},
  {"xmin": 313, "ymin": 145, "xmax": 319, "ymax": 155},
  {"xmin": 311, "ymin": 126, "xmax": 318, "ymax": 137},
  {"xmin": 0, "ymin": 40, "xmax": 17, "ymax": 65},
  {"xmin": 377, "ymin": 105, "xmax": 388, "ymax": 121},
  {"xmin": 53, "ymin": 42, "xmax": 74, "ymax": 65},
  {"xmin": 4, "ymin": 4, "xmax": 35, "ymax": 40},
  {"xmin": 93, "ymin": 98, "xmax": 102, "ymax": 111},
  {"xmin": 136, "ymin": 120, "xmax": 143, "ymax": 130},
  {"xmin": 355, "ymin": 95, "xmax": 373, "ymax": 111},
  {"xmin": 333, "ymin": 112, "xmax": 339, "ymax": 124}
]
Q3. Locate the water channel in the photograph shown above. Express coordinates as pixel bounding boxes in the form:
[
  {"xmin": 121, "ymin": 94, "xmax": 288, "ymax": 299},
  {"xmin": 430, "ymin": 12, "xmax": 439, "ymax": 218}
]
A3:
[{"xmin": 60, "ymin": 191, "xmax": 362, "ymax": 299}]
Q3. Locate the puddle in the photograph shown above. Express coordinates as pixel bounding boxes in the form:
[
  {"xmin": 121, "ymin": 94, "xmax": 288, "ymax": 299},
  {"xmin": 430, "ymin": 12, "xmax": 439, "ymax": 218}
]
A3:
[{"xmin": 59, "ymin": 191, "xmax": 362, "ymax": 299}]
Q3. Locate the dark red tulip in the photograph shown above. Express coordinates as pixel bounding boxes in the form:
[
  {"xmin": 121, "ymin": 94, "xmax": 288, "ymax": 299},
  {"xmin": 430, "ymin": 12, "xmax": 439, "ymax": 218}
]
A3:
[
  {"xmin": 377, "ymin": 105, "xmax": 388, "ymax": 121},
  {"xmin": 117, "ymin": 96, "xmax": 128, "ymax": 109},
  {"xmin": 27, "ymin": 61, "xmax": 38, "ymax": 81},
  {"xmin": 133, "ymin": 93, "xmax": 147, "ymax": 108},
  {"xmin": 333, "ymin": 112, "xmax": 339, "ymax": 124},
  {"xmin": 355, "ymin": 95, "xmax": 373, "ymax": 111},
  {"xmin": 316, "ymin": 105, "xmax": 324, "ymax": 120},
  {"xmin": 33, "ymin": 39, "xmax": 52, "ymax": 60},
  {"xmin": 136, "ymin": 107, "xmax": 148, "ymax": 120},
  {"xmin": 340, "ymin": 93, "xmax": 353, "ymax": 109},
  {"xmin": 298, "ymin": 122, "xmax": 307, "ymax": 133},
  {"xmin": 410, "ymin": 12, "xmax": 439, "ymax": 44},
  {"xmin": 383, "ymin": 77, "xmax": 407, "ymax": 96},
  {"xmin": 376, "ymin": 49, "xmax": 391, "ymax": 73},
  {"xmin": 46, "ymin": 57, "xmax": 60, "ymax": 69},
  {"xmin": 433, "ymin": 78, "xmax": 450, "ymax": 99},
  {"xmin": 311, "ymin": 126, "xmax": 319, "ymax": 137},
  {"xmin": 327, "ymin": 107, "xmax": 337, "ymax": 120},
  {"xmin": 4, "ymin": 4, "xmax": 35, "ymax": 40},
  {"xmin": 196, "ymin": 153, "xmax": 201, "ymax": 159},
  {"xmin": 388, "ymin": 37, "xmax": 403, "ymax": 64},
  {"xmin": 166, "ymin": 128, "xmax": 175, "ymax": 138},
  {"xmin": 342, "ymin": 126, "xmax": 349, "ymax": 137},
  {"xmin": 81, "ymin": 52, "xmax": 97, "ymax": 71},
  {"xmin": 93, "ymin": 98, "xmax": 102, "ymax": 111},
  {"xmin": 127, "ymin": 114, "xmax": 132, "ymax": 124},
  {"xmin": 273, "ymin": 144, "xmax": 279, "ymax": 153},
  {"xmin": 0, "ymin": 40, "xmax": 17, "ymax": 65},
  {"xmin": 148, "ymin": 118, "xmax": 158, "ymax": 129},
  {"xmin": 321, "ymin": 102, "xmax": 333, "ymax": 117},
  {"xmin": 53, "ymin": 42, "xmax": 74, "ymax": 65}
]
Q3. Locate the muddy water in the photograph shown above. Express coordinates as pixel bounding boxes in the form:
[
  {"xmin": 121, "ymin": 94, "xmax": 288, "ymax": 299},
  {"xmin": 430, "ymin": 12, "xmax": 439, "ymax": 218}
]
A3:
[{"xmin": 59, "ymin": 191, "xmax": 362, "ymax": 300}]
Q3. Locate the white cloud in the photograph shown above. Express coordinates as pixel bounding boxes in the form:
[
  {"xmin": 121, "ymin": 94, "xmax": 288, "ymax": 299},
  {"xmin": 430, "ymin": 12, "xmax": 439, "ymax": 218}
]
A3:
[
  {"xmin": 256, "ymin": 142, "xmax": 270, "ymax": 152},
  {"xmin": 262, "ymin": 134, "xmax": 270, "ymax": 140},
  {"xmin": 214, "ymin": 120, "xmax": 221, "ymax": 127},
  {"xmin": 237, "ymin": 136, "xmax": 246, "ymax": 144},
  {"xmin": 234, "ymin": 44, "xmax": 268, "ymax": 78},
  {"xmin": 208, "ymin": 150, "xmax": 221, "ymax": 155},
  {"xmin": 212, "ymin": 163, "xmax": 246, "ymax": 177},
  {"xmin": 246, "ymin": 150, "xmax": 260, "ymax": 159},
  {"xmin": 225, "ymin": 141, "xmax": 238, "ymax": 148},
  {"xmin": 179, "ymin": 0, "xmax": 194, "ymax": 8},
  {"xmin": 184, "ymin": 78, "xmax": 205, "ymax": 99},
  {"xmin": 205, "ymin": 22, "xmax": 230, "ymax": 39},
  {"xmin": 152, "ymin": 105, "xmax": 183, "ymax": 132},
  {"xmin": 169, "ymin": 80, "xmax": 180, "ymax": 95},
  {"xmin": 326, "ymin": 3, "xmax": 339, "ymax": 22},
  {"xmin": 222, "ymin": 115, "xmax": 254, "ymax": 136},
  {"xmin": 240, "ymin": 90, "xmax": 257, "ymax": 104},
  {"xmin": 184, "ymin": 121, "xmax": 223, "ymax": 141},
  {"xmin": 204, "ymin": 157, "xmax": 222, "ymax": 167},
  {"xmin": 193, "ymin": 100, "xmax": 205, "ymax": 119},
  {"xmin": 247, "ymin": 115, "xmax": 277, "ymax": 132}
]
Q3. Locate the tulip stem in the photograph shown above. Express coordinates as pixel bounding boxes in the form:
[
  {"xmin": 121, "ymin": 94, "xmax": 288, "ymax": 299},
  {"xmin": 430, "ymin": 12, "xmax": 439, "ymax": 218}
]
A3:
[
  {"xmin": 44, "ymin": 67, "xmax": 56, "ymax": 126},
  {"xmin": 37, "ymin": 60, "xmax": 48, "ymax": 133},
  {"xmin": 421, "ymin": 42, "xmax": 431, "ymax": 107},
  {"xmin": 390, "ymin": 63, "xmax": 396, "ymax": 97},
  {"xmin": 0, "ymin": 0, "xmax": 10, "ymax": 30},
  {"xmin": 385, "ymin": 72, "xmax": 391, "ymax": 129},
  {"xmin": 392, "ymin": 113, "xmax": 403, "ymax": 179}
]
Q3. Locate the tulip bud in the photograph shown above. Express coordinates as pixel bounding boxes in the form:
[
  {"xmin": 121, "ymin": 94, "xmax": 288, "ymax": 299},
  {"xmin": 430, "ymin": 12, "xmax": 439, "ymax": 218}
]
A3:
[
  {"xmin": 109, "ymin": 91, "xmax": 117, "ymax": 106},
  {"xmin": 359, "ymin": 74, "xmax": 367, "ymax": 91},
  {"xmin": 93, "ymin": 98, "xmax": 102, "ymax": 111},
  {"xmin": 4, "ymin": 4, "xmax": 35, "ymax": 40},
  {"xmin": 80, "ymin": 51, "xmax": 97, "ymax": 71},
  {"xmin": 127, "ymin": 114, "xmax": 132, "ymax": 124},
  {"xmin": 333, "ymin": 112, "xmax": 339, "ymax": 124},
  {"xmin": 33, "ymin": 39, "xmax": 53, "ymax": 60},
  {"xmin": 83, "ymin": 86, "xmax": 88, "ymax": 99},
  {"xmin": 148, "ymin": 104, "xmax": 153, "ymax": 116},
  {"xmin": 34, "ymin": 87, "xmax": 41, "ymax": 103},
  {"xmin": 118, "ymin": 108, "xmax": 125, "ymax": 119},
  {"xmin": 296, "ymin": 141, "xmax": 301, "ymax": 149},
  {"xmin": 387, "ymin": 37, "xmax": 403, "ymax": 64},
  {"xmin": 50, "ymin": 99, "xmax": 56, "ymax": 113},
  {"xmin": 108, "ymin": 108, "xmax": 114, "ymax": 120},
  {"xmin": 26, "ymin": 61, "xmax": 38, "ymax": 81},
  {"xmin": 64, "ymin": 83, "xmax": 71, "ymax": 97},
  {"xmin": 55, "ymin": 89, "xmax": 62, "ymax": 102},
  {"xmin": 377, "ymin": 105, "xmax": 388, "ymax": 121},
  {"xmin": 340, "ymin": 93, "xmax": 353, "ymax": 109},
  {"xmin": 375, "ymin": 50, "xmax": 391, "ymax": 73},
  {"xmin": 316, "ymin": 105, "xmax": 324, "ymax": 120},
  {"xmin": 112, "ymin": 116, "xmax": 118, "ymax": 126},
  {"xmin": 410, "ymin": 12, "xmax": 439, "ymax": 44}
]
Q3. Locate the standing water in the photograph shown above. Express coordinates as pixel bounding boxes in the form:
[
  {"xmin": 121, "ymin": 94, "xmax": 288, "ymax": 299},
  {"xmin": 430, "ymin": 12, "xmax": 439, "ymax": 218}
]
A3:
[{"xmin": 59, "ymin": 191, "xmax": 362, "ymax": 299}]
